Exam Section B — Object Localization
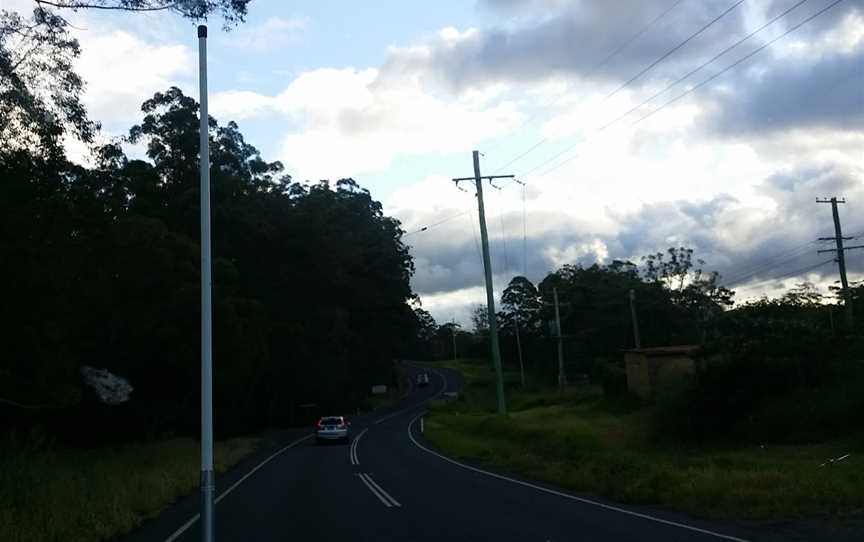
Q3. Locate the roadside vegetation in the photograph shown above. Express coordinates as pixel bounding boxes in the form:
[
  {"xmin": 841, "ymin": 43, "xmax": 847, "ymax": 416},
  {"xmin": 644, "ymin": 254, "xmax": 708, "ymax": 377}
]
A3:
[
  {"xmin": 0, "ymin": 436, "xmax": 258, "ymax": 542},
  {"xmin": 426, "ymin": 360, "xmax": 863, "ymax": 520}
]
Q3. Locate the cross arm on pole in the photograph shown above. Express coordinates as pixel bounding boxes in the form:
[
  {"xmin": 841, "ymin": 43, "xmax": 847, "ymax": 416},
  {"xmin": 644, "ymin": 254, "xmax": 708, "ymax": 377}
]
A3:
[
  {"xmin": 818, "ymin": 245, "xmax": 864, "ymax": 254},
  {"xmin": 452, "ymin": 175, "xmax": 516, "ymax": 182}
]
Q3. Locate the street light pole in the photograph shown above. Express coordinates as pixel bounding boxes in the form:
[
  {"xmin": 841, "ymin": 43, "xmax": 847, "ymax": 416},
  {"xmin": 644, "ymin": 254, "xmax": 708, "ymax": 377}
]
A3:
[{"xmin": 197, "ymin": 24, "xmax": 215, "ymax": 542}]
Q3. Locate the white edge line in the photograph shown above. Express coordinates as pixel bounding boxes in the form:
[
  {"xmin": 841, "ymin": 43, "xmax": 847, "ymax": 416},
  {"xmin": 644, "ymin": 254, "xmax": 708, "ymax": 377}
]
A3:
[
  {"xmin": 363, "ymin": 473, "xmax": 402, "ymax": 507},
  {"xmin": 164, "ymin": 514, "xmax": 199, "ymax": 542},
  {"xmin": 407, "ymin": 413, "xmax": 750, "ymax": 542},
  {"xmin": 350, "ymin": 428, "xmax": 368, "ymax": 466},
  {"xmin": 164, "ymin": 432, "xmax": 314, "ymax": 542},
  {"xmin": 357, "ymin": 473, "xmax": 392, "ymax": 507}
]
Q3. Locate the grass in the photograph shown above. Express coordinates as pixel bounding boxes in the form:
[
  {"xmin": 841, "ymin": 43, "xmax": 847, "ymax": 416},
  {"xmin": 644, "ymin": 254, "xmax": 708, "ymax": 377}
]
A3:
[
  {"xmin": 0, "ymin": 436, "xmax": 258, "ymax": 542},
  {"xmin": 426, "ymin": 360, "xmax": 864, "ymax": 520}
]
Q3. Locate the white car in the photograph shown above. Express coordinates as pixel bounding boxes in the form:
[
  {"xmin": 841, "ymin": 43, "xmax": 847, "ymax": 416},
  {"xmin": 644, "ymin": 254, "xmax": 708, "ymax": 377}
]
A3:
[
  {"xmin": 416, "ymin": 373, "xmax": 430, "ymax": 387},
  {"xmin": 316, "ymin": 416, "xmax": 350, "ymax": 444}
]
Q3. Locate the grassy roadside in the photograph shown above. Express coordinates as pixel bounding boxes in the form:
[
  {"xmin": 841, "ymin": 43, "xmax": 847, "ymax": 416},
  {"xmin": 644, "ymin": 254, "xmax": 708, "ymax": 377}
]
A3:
[
  {"xmin": 426, "ymin": 360, "xmax": 864, "ymax": 520},
  {"xmin": 0, "ymin": 436, "xmax": 258, "ymax": 542}
]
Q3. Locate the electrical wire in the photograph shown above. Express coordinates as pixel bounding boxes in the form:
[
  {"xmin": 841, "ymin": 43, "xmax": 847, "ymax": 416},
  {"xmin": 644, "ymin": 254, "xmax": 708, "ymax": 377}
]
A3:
[
  {"xmin": 402, "ymin": 210, "xmax": 471, "ymax": 237},
  {"xmin": 596, "ymin": 0, "xmax": 811, "ymax": 134},
  {"xmin": 604, "ymin": 0, "xmax": 744, "ymax": 102},
  {"xmin": 731, "ymin": 257, "xmax": 836, "ymax": 290},
  {"xmin": 633, "ymin": 0, "xmax": 848, "ymax": 127},
  {"xmin": 485, "ymin": 0, "xmax": 688, "ymax": 170},
  {"xmin": 532, "ymin": 0, "xmax": 847, "ymax": 181}
]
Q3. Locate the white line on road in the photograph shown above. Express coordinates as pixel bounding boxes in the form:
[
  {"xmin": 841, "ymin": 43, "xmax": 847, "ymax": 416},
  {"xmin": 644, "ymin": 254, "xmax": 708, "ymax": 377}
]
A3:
[
  {"xmin": 349, "ymin": 428, "xmax": 368, "ymax": 465},
  {"xmin": 357, "ymin": 473, "xmax": 401, "ymax": 507},
  {"xmin": 407, "ymin": 414, "xmax": 749, "ymax": 542},
  {"xmin": 164, "ymin": 432, "xmax": 315, "ymax": 542}
]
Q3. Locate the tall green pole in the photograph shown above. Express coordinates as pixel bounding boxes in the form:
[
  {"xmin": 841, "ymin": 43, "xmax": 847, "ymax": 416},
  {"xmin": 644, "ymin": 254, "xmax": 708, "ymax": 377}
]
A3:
[{"xmin": 473, "ymin": 151, "xmax": 507, "ymax": 415}]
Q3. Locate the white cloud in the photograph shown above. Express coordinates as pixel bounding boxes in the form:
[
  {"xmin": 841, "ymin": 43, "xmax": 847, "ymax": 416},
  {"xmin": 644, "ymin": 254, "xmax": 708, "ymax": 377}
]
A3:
[
  {"xmin": 211, "ymin": 90, "xmax": 276, "ymax": 120},
  {"xmin": 75, "ymin": 30, "xmax": 192, "ymax": 128},
  {"xmin": 213, "ymin": 67, "xmax": 522, "ymax": 179}
]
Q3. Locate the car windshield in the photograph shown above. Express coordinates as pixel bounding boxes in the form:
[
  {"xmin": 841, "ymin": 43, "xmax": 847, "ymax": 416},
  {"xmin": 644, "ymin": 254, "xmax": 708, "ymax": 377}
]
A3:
[{"xmin": 321, "ymin": 418, "xmax": 342, "ymax": 425}]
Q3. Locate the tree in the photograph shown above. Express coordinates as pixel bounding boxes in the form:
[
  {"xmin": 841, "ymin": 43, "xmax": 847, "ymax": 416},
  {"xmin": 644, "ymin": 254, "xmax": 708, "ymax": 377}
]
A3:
[
  {"xmin": 471, "ymin": 305, "xmax": 489, "ymax": 334},
  {"xmin": 0, "ymin": 7, "xmax": 96, "ymax": 157},
  {"xmin": 1, "ymin": 1, "xmax": 250, "ymax": 158},
  {"xmin": 500, "ymin": 276, "xmax": 541, "ymax": 331},
  {"xmin": 32, "ymin": 1, "xmax": 250, "ymax": 26},
  {"xmin": 1, "ymin": 85, "xmax": 419, "ymax": 441},
  {"xmin": 414, "ymin": 307, "xmax": 438, "ymax": 345}
]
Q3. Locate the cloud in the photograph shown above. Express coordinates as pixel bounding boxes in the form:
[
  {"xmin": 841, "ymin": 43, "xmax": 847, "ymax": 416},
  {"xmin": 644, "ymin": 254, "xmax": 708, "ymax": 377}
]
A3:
[
  {"xmin": 403, "ymin": 154, "xmax": 863, "ymax": 326},
  {"xmin": 212, "ymin": 67, "xmax": 521, "ymax": 178},
  {"xmin": 381, "ymin": 0, "xmax": 749, "ymax": 92},
  {"xmin": 702, "ymin": 44, "xmax": 864, "ymax": 136},
  {"xmin": 225, "ymin": 16, "xmax": 309, "ymax": 51},
  {"xmin": 74, "ymin": 30, "xmax": 192, "ymax": 129}
]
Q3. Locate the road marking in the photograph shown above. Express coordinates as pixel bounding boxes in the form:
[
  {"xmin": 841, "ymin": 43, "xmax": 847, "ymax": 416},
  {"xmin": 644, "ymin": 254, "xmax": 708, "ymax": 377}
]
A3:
[
  {"xmin": 373, "ymin": 368, "xmax": 446, "ymax": 425},
  {"xmin": 407, "ymin": 414, "xmax": 749, "ymax": 542},
  {"xmin": 349, "ymin": 428, "xmax": 368, "ymax": 465},
  {"xmin": 164, "ymin": 433, "xmax": 314, "ymax": 542},
  {"xmin": 357, "ymin": 473, "xmax": 401, "ymax": 507}
]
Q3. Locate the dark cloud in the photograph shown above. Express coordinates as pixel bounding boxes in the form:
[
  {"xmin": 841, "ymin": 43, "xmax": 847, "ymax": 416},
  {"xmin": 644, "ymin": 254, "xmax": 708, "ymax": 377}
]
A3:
[
  {"xmin": 703, "ymin": 46, "xmax": 864, "ymax": 135},
  {"xmin": 407, "ymin": 162, "xmax": 864, "ymax": 302},
  {"xmin": 382, "ymin": 0, "xmax": 745, "ymax": 91}
]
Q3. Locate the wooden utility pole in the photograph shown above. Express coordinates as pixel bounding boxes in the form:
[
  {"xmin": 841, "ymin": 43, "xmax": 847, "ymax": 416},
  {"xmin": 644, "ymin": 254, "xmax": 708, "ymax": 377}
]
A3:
[
  {"xmin": 629, "ymin": 289, "xmax": 642, "ymax": 349},
  {"xmin": 453, "ymin": 151, "xmax": 514, "ymax": 415},
  {"xmin": 553, "ymin": 287, "xmax": 567, "ymax": 391},
  {"xmin": 817, "ymin": 197, "xmax": 864, "ymax": 327}
]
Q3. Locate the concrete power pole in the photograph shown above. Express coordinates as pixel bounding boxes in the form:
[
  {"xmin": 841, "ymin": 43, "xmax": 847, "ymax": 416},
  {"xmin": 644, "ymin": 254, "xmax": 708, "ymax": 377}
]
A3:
[
  {"xmin": 451, "ymin": 319, "xmax": 458, "ymax": 361},
  {"xmin": 817, "ymin": 197, "xmax": 864, "ymax": 327},
  {"xmin": 514, "ymin": 314, "xmax": 525, "ymax": 388},
  {"xmin": 553, "ymin": 287, "xmax": 567, "ymax": 391},
  {"xmin": 197, "ymin": 25, "xmax": 215, "ymax": 542},
  {"xmin": 453, "ymin": 151, "xmax": 514, "ymax": 415},
  {"xmin": 629, "ymin": 289, "xmax": 642, "ymax": 349}
]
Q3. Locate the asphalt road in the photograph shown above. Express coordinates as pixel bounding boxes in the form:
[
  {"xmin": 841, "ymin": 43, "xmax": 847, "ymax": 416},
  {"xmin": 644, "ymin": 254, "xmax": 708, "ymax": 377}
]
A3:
[{"xmin": 120, "ymin": 364, "xmax": 852, "ymax": 542}]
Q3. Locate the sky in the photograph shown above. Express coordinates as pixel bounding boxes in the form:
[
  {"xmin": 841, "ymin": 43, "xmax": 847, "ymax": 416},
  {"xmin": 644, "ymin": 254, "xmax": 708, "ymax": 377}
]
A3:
[{"xmin": 6, "ymin": 0, "xmax": 864, "ymax": 326}]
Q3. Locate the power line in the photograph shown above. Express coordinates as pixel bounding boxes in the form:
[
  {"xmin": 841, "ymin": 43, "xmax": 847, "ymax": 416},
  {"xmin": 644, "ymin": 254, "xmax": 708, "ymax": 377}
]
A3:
[
  {"xmin": 402, "ymin": 210, "xmax": 471, "ymax": 237},
  {"xmin": 604, "ymin": 0, "xmax": 744, "ymax": 102},
  {"xmin": 633, "ymin": 0, "xmax": 848, "ymax": 127},
  {"xmin": 596, "ymin": 0, "xmax": 811, "ymax": 134},
  {"xmin": 531, "ymin": 0, "xmax": 847, "ymax": 181},
  {"xmin": 722, "ymin": 242, "xmax": 822, "ymax": 286},
  {"xmin": 485, "ymin": 0, "xmax": 688, "ymax": 170},
  {"xmin": 732, "ymin": 257, "xmax": 836, "ymax": 290}
]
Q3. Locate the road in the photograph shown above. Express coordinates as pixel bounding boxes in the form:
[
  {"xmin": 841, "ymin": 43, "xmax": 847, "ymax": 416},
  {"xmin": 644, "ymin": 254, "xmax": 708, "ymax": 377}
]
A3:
[{"xmin": 122, "ymin": 364, "xmax": 773, "ymax": 542}]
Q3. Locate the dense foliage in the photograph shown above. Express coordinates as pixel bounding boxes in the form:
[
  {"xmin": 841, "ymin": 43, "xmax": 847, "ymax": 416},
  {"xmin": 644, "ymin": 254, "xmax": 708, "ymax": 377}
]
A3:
[{"xmin": 0, "ymin": 86, "xmax": 418, "ymax": 441}]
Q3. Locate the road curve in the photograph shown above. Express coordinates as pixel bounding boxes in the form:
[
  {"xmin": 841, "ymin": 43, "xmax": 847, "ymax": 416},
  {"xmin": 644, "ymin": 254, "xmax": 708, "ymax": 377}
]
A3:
[{"xmin": 122, "ymin": 363, "xmax": 797, "ymax": 542}]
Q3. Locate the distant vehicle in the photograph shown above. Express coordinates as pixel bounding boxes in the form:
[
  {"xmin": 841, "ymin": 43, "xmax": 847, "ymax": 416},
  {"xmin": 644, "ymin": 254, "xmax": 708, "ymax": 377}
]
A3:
[
  {"xmin": 416, "ymin": 373, "xmax": 430, "ymax": 387},
  {"xmin": 316, "ymin": 416, "xmax": 350, "ymax": 444}
]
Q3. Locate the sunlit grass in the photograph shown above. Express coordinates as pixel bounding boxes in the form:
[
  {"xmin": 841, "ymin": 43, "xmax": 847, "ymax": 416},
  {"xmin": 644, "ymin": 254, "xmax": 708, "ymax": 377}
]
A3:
[
  {"xmin": 0, "ymin": 437, "xmax": 258, "ymax": 542},
  {"xmin": 427, "ymin": 360, "xmax": 864, "ymax": 519}
]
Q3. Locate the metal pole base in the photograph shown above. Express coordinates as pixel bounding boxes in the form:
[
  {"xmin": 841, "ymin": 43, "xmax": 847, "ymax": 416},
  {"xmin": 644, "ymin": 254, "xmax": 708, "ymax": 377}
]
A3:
[{"xmin": 201, "ymin": 469, "xmax": 215, "ymax": 542}]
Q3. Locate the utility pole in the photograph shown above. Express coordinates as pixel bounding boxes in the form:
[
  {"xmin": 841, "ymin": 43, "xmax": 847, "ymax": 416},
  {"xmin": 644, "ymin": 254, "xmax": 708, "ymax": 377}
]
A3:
[
  {"xmin": 197, "ymin": 25, "xmax": 215, "ymax": 542},
  {"xmin": 629, "ymin": 289, "xmax": 642, "ymax": 349},
  {"xmin": 453, "ymin": 151, "xmax": 514, "ymax": 415},
  {"xmin": 553, "ymin": 287, "xmax": 567, "ymax": 391},
  {"xmin": 451, "ymin": 318, "xmax": 458, "ymax": 361},
  {"xmin": 514, "ymin": 313, "xmax": 525, "ymax": 388},
  {"xmin": 817, "ymin": 197, "xmax": 864, "ymax": 327}
]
